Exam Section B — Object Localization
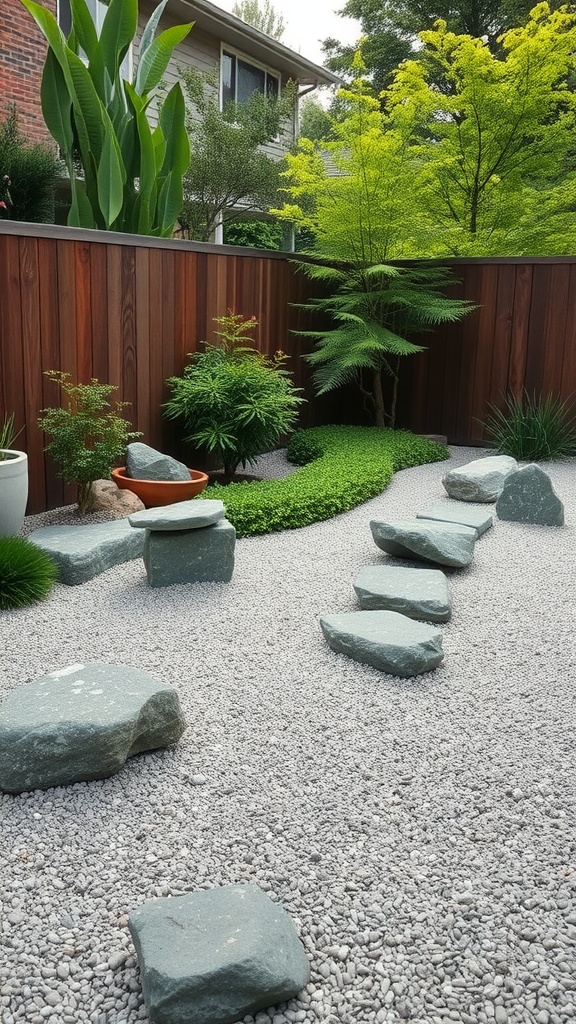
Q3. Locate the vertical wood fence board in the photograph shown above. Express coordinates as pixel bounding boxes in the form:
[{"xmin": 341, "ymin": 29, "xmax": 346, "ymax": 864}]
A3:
[
  {"xmin": 135, "ymin": 246, "xmax": 151, "ymax": 443},
  {"xmin": 75, "ymin": 240, "xmax": 93, "ymax": 383},
  {"xmin": 106, "ymin": 245, "xmax": 123, "ymax": 390},
  {"xmin": 2, "ymin": 236, "xmax": 26, "ymax": 438},
  {"xmin": 90, "ymin": 243, "xmax": 110, "ymax": 385},
  {"xmin": 541, "ymin": 264, "xmax": 570, "ymax": 399},
  {"xmin": 524, "ymin": 265, "xmax": 555, "ymax": 396},
  {"xmin": 38, "ymin": 238, "xmax": 64, "ymax": 511},
  {"xmin": 147, "ymin": 248, "xmax": 164, "ymax": 450},
  {"xmin": 470, "ymin": 264, "xmax": 499, "ymax": 442},
  {"xmin": 56, "ymin": 239, "xmax": 78, "ymax": 382},
  {"xmin": 120, "ymin": 246, "xmax": 137, "ymax": 420},
  {"xmin": 454, "ymin": 263, "xmax": 483, "ymax": 443},
  {"xmin": 560, "ymin": 265, "xmax": 576, "ymax": 405},
  {"xmin": 487, "ymin": 264, "xmax": 516, "ymax": 416},
  {"xmin": 19, "ymin": 236, "xmax": 45, "ymax": 513}
]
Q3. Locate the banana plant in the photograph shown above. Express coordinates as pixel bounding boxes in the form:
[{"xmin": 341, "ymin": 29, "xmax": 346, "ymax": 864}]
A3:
[{"xmin": 20, "ymin": 0, "xmax": 193, "ymax": 235}]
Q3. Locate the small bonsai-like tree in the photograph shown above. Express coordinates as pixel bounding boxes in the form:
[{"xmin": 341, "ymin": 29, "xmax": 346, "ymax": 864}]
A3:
[
  {"xmin": 164, "ymin": 313, "xmax": 304, "ymax": 483},
  {"xmin": 38, "ymin": 372, "xmax": 141, "ymax": 513}
]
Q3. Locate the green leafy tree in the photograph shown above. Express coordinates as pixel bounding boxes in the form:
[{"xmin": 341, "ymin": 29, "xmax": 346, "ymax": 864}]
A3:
[
  {"xmin": 20, "ymin": 0, "xmax": 192, "ymax": 234},
  {"xmin": 232, "ymin": 0, "xmax": 286, "ymax": 40},
  {"xmin": 299, "ymin": 97, "xmax": 334, "ymax": 142},
  {"xmin": 0, "ymin": 107, "xmax": 61, "ymax": 223},
  {"xmin": 223, "ymin": 217, "xmax": 285, "ymax": 249},
  {"xmin": 179, "ymin": 67, "xmax": 295, "ymax": 242}
]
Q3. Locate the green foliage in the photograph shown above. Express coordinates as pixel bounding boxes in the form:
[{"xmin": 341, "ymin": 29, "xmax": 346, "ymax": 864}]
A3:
[
  {"xmin": 483, "ymin": 392, "xmax": 576, "ymax": 460},
  {"xmin": 179, "ymin": 66, "xmax": 294, "ymax": 242},
  {"xmin": 232, "ymin": 0, "xmax": 286, "ymax": 39},
  {"xmin": 0, "ymin": 106, "xmax": 61, "ymax": 223},
  {"xmin": 0, "ymin": 414, "xmax": 24, "ymax": 459},
  {"xmin": 165, "ymin": 314, "xmax": 304, "ymax": 482},
  {"xmin": 201, "ymin": 424, "xmax": 448, "ymax": 537},
  {"xmin": 38, "ymin": 372, "xmax": 141, "ymax": 513},
  {"xmin": 20, "ymin": 0, "xmax": 192, "ymax": 234},
  {"xmin": 223, "ymin": 218, "xmax": 284, "ymax": 250},
  {"xmin": 299, "ymin": 98, "xmax": 335, "ymax": 142},
  {"xmin": 0, "ymin": 537, "xmax": 57, "ymax": 610}
]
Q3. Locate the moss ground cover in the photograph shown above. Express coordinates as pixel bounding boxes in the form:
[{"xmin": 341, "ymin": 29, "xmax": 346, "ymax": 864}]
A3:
[{"xmin": 202, "ymin": 425, "xmax": 448, "ymax": 537}]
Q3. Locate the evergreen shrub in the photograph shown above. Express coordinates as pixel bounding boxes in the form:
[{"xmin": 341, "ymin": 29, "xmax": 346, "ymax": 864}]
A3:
[{"xmin": 0, "ymin": 537, "xmax": 57, "ymax": 610}]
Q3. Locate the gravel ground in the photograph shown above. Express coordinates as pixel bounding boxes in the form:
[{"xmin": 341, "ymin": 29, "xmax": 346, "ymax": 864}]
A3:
[{"xmin": 1, "ymin": 446, "xmax": 576, "ymax": 1024}]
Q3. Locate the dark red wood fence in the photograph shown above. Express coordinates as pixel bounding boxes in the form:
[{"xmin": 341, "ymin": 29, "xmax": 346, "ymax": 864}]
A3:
[{"xmin": 1, "ymin": 222, "xmax": 575, "ymax": 513}]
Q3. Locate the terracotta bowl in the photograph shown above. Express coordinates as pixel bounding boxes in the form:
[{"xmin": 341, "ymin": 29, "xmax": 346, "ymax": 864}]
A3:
[{"xmin": 112, "ymin": 467, "xmax": 209, "ymax": 508}]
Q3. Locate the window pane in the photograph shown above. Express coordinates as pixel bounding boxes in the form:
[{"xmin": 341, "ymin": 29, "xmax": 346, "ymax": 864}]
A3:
[
  {"xmin": 237, "ymin": 59, "xmax": 265, "ymax": 104},
  {"xmin": 222, "ymin": 52, "xmax": 235, "ymax": 106},
  {"xmin": 58, "ymin": 0, "xmax": 72, "ymax": 35},
  {"xmin": 266, "ymin": 75, "xmax": 279, "ymax": 101}
]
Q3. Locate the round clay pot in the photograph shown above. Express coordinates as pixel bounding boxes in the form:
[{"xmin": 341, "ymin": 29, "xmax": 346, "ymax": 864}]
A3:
[{"xmin": 111, "ymin": 467, "xmax": 208, "ymax": 508}]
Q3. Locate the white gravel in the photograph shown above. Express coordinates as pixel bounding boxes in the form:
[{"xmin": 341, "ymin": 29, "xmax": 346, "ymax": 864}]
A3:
[{"xmin": 2, "ymin": 446, "xmax": 576, "ymax": 1024}]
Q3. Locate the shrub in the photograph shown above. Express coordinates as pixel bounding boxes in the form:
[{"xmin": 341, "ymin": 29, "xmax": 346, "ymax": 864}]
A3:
[
  {"xmin": 165, "ymin": 313, "xmax": 304, "ymax": 483},
  {"xmin": 38, "ymin": 372, "xmax": 141, "ymax": 513},
  {"xmin": 224, "ymin": 219, "xmax": 285, "ymax": 250},
  {"xmin": 0, "ymin": 537, "xmax": 57, "ymax": 610},
  {"xmin": 483, "ymin": 392, "xmax": 576, "ymax": 461},
  {"xmin": 0, "ymin": 106, "xmax": 61, "ymax": 223},
  {"xmin": 201, "ymin": 424, "xmax": 448, "ymax": 537}
]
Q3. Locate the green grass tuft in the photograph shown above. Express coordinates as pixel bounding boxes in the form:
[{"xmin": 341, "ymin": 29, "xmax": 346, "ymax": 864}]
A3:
[
  {"xmin": 0, "ymin": 537, "xmax": 58, "ymax": 610},
  {"xmin": 202, "ymin": 425, "xmax": 448, "ymax": 537},
  {"xmin": 483, "ymin": 392, "xmax": 576, "ymax": 461}
]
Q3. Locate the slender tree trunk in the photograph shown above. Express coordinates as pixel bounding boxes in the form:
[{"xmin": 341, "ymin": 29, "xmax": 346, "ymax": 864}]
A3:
[
  {"xmin": 389, "ymin": 359, "xmax": 400, "ymax": 429},
  {"xmin": 373, "ymin": 369, "xmax": 386, "ymax": 429}
]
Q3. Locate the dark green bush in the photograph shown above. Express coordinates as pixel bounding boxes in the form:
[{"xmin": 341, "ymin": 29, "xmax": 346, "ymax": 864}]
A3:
[
  {"xmin": 483, "ymin": 392, "xmax": 576, "ymax": 461},
  {"xmin": 0, "ymin": 537, "xmax": 57, "ymax": 610},
  {"xmin": 202, "ymin": 424, "xmax": 448, "ymax": 537},
  {"xmin": 223, "ymin": 219, "xmax": 284, "ymax": 250},
  {"xmin": 0, "ymin": 106, "xmax": 61, "ymax": 223}
]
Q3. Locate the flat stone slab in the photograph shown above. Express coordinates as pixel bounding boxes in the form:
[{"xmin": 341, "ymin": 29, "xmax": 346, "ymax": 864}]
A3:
[
  {"xmin": 28, "ymin": 520, "xmax": 144, "ymax": 585},
  {"xmin": 417, "ymin": 502, "xmax": 493, "ymax": 536},
  {"xmin": 320, "ymin": 610, "xmax": 443, "ymax": 677},
  {"xmin": 0, "ymin": 663, "xmax": 186, "ymax": 793},
  {"xmin": 442, "ymin": 455, "xmax": 517, "ymax": 502},
  {"xmin": 370, "ymin": 519, "xmax": 476, "ymax": 568},
  {"xmin": 496, "ymin": 464, "xmax": 564, "ymax": 525},
  {"xmin": 126, "ymin": 442, "xmax": 190, "ymax": 482},
  {"xmin": 144, "ymin": 518, "xmax": 236, "ymax": 587},
  {"xmin": 354, "ymin": 565, "xmax": 451, "ymax": 622},
  {"xmin": 128, "ymin": 884, "xmax": 310, "ymax": 1024},
  {"xmin": 129, "ymin": 499, "xmax": 225, "ymax": 531}
]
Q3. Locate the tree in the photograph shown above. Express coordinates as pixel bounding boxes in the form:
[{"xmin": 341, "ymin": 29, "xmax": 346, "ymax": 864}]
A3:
[
  {"xmin": 299, "ymin": 97, "xmax": 334, "ymax": 142},
  {"xmin": 232, "ymin": 0, "xmax": 286, "ymax": 40},
  {"xmin": 179, "ymin": 67, "xmax": 295, "ymax": 242},
  {"xmin": 0, "ymin": 106, "xmax": 61, "ymax": 223}
]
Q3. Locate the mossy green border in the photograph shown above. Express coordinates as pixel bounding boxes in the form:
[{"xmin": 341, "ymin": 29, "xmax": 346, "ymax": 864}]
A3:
[{"xmin": 202, "ymin": 425, "xmax": 448, "ymax": 538}]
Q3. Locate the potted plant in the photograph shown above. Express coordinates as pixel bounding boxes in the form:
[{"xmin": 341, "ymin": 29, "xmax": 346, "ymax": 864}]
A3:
[{"xmin": 0, "ymin": 414, "xmax": 28, "ymax": 537}]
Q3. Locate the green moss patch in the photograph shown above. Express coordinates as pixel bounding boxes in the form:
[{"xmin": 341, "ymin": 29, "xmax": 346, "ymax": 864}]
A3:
[{"xmin": 202, "ymin": 425, "xmax": 448, "ymax": 538}]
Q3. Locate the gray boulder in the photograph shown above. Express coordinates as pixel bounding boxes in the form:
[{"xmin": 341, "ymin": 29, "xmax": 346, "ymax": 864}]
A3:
[
  {"xmin": 28, "ymin": 520, "xmax": 144, "ymax": 585},
  {"xmin": 442, "ymin": 455, "xmax": 517, "ymax": 502},
  {"xmin": 417, "ymin": 502, "xmax": 493, "ymax": 537},
  {"xmin": 0, "ymin": 663, "xmax": 186, "ymax": 793},
  {"xmin": 320, "ymin": 610, "xmax": 443, "ymax": 677},
  {"xmin": 496, "ymin": 464, "xmax": 564, "ymax": 526},
  {"xmin": 129, "ymin": 499, "xmax": 225, "ymax": 531},
  {"xmin": 128, "ymin": 884, "xmax": 310, "ymax": 1024},
  {"xmin": 354, "ymin": 565, "xmax": 451, "ymax": 622},
  {"xmin": 370, "ymin": 519, "xmax": 476, "ymax": 568},
  {"xmin": 126, "ymin": 442, "xmax": 191, "ymax": 482},
  {"xmin": 143, "ymin": 518, "xmax": 236, "ymax": 587}
]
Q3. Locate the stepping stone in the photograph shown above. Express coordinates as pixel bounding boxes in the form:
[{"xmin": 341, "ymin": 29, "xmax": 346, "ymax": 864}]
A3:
[
  {"xmin": 354, "ymin": 565, "xmax": 451, "ymax": 622},
  {"xmin": 128, "ymin": 884, "xmax": 310, "ymax": 1024},
  {"xmin": 0, "ymin": 663, "xmax": 186, "ymax": 793},
  {"xmin": 126, "ymin": 442, "xmax": 190, "ymax": 482},
  {"xmin": 320, "ymin": 610, "xmax": 443, "ymax": 677},
  {"xmin": 144, "ymin": 518, "xmax": 236, "ymax": 587},
  {"xmin": 28, "ymin": 520, "xmax": 144, "ymax": 585},
  {"xmin": 417, "ymin": 502, "xmax": 493, "ymax": 536},
  {"xmin": 496, "ymin": 464, "xmax": 564, "ymax": 526},
  {"xmin": 129, "ymin": 499, "xmax": 225, "ymax": 531},
  {"xmin": 370, "ymin": 519, "xmax": 476, "ymax": 568},
  {"xmin": 442, "ymin": 455, "xmax": 517, "ymax": 502}
]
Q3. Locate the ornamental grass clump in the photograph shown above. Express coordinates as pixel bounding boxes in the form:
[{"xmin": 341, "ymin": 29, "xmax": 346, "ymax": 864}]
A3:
[
  {"xmin": 0, "ymin": 537, "xmax": 57, "ymax": 610},
  {"xmin": 0, "ymin": 413, "xmax": 24, "ymax": 460},
  {"xmin": 165, "ymin": 313, "xmax": 304, "ymax": 483},
  {"xmin": 483, "ymin": 392, "xmax": 576, "ymax": 461}
]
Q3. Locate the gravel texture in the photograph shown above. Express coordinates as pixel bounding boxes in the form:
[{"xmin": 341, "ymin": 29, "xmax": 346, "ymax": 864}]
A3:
[{"xmin": 2, "ymin": 446, "xmax": 576, "ymax": 1024}]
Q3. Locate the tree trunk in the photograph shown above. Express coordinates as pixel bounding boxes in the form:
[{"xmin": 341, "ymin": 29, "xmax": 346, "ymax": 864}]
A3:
[{"xmin": 373, "ymin": 369, "xmax": 386, "ymax": 429}]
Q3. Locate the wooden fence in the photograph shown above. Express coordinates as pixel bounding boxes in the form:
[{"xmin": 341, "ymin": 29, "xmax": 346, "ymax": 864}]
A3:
[{"xmin": 1, "ymin": 222, "xmax": 575, "ymax": 513}]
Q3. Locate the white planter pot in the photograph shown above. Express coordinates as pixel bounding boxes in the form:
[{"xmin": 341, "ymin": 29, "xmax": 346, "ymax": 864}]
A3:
[{"xmin": 0, "ymin": 450, "xmax": 29, "ymax": 537}]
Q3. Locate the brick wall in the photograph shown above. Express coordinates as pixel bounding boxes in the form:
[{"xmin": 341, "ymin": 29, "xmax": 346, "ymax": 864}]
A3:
[{"xmin": 1, "ymin": 0, "xmax": 57, "ymax": 146}]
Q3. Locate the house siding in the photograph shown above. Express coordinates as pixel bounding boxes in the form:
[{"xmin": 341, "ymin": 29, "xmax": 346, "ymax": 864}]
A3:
[{"xmin": 1, "ymin": 0, "xmax": 57, "ymax": 147}]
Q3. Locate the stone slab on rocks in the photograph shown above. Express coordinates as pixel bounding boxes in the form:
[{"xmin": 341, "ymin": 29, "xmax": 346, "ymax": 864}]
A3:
[
  {"xmin": 0, "ymin": 663, "xmax": 186, "ymax": 794},
  {"xmin": 143, "ymin": 518, "xmax": 236, "ymax": 587},
  {"xmin": 417, "ymin": 502, "xmax": 493, "ymax": 537},
  {"xmin": 126, "ymin": 442, "xmax": 190, "ymax": 482},
  {"xmin": 320, "ymin": 610, "xmax": 443, "ymax": 677},
  {"xmin": 28, "ymin": 520, "xmax": 144, "ymax": 585},
  {"xmin": 354, "ymin": 565, "xmax": 451, "ymax": 622},
  {"xmin": 128, "ymin": 884, "xmax": 310, "ymax": 1024},
  {"xmin": 442, "ymin": 455, "xmax": 517, "ymax": 502},
  {"xmin": 85, "ymin": 479, "xmax": 145, "ymax": 517},
  {"xmin": 129, "ymin": 499, "xmax": 225, "ymax": 531},
  {"xmin": 496, "ymin": 464, "xmax": 565, "ymax": 526},
  {"xmin": 370, "ymin": 519, "xmax": 476, "ymax": 568}
]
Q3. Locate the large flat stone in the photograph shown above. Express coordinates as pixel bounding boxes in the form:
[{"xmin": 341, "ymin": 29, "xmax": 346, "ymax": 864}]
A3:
[
  {"xmin": 28, "ymin": 520, "xmax": 144, "ymax": 585},
  {"xmin": 129, "ymin": 499, "xmax": 225, "ymax": 531},
  {"xmin": 442, "ymin": 455, "xmax": 517, "ymax": 502},
  {"xmin": 126, "ymin": 442, "xmax": 190, "ymax": 482},
  {"xmin": 370, "ymin": 519, "xmax": 476, "ymax": 568},
  {"xmin": 0, "ymin": 663, "xmax": 186, "ymax": 793},
  {"xmin": 320, "ymin": 610, "xmax": 443, "ymax": 677},
  {"xmin": 496, "ymin": 464, "xmax": 564, "ymax": 525},
  {"xmin": 417, "ymin": 502, "xmax": 493, "ymax": 536},
  {"xmin": 128, "ymin": 884, "xmax": 310, "ymax": 1024},
  {"xmin": 143, "ymin": 518, "xmax": 236, "ymax": 587},
  {"xmin": 354, "ymin": 565, "xmax": 451, "ymax": 622}
]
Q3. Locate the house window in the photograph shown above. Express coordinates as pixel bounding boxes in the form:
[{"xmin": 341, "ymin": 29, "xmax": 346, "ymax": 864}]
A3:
[{"xmin": 221, "ymin": 50, "xmax": 280, "ymax": 108}]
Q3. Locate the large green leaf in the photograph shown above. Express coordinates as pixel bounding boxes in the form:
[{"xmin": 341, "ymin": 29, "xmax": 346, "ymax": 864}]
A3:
[
  {"xmin": 158, "ymin": 83, "xmax": 190, "ymax": 178},
  {"xmin": 99, "ymin": 0, "xmax": 137, "ymax": 85},
  {"xmin": 67, "ymin": 48, "xmax": 106, "ymax": 163},
  {"xmin": 151, "ymin": 125, "xmax": 167, "ymax": 174},
  {"xmin": 40, "ymin": 49, "xmax": 74, "ymax": 161},
  {"xmin": 156, "ymin": 171, "xmax": 183, "ymax": 235},
  {"xmin": 135, "ymin": 23, "xmax": 193, "ymax": 96},
  {"xmin": 20, "ymin": 0, "xmax": 69, "ymax": 62},
  {"xmin": 68, "ymin": 179, "xmax": 96, "ymax": 228},
  {"xmin": 97, "ymin": 123, "xmax": 125, "ymax": 227},
  {"xmin": 69, "ymin": 0, "xmax": 98, "ymax": 58},
  {"xmin": 138, "ymin": 0, "xmax": 170, "ymax": 64}
]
